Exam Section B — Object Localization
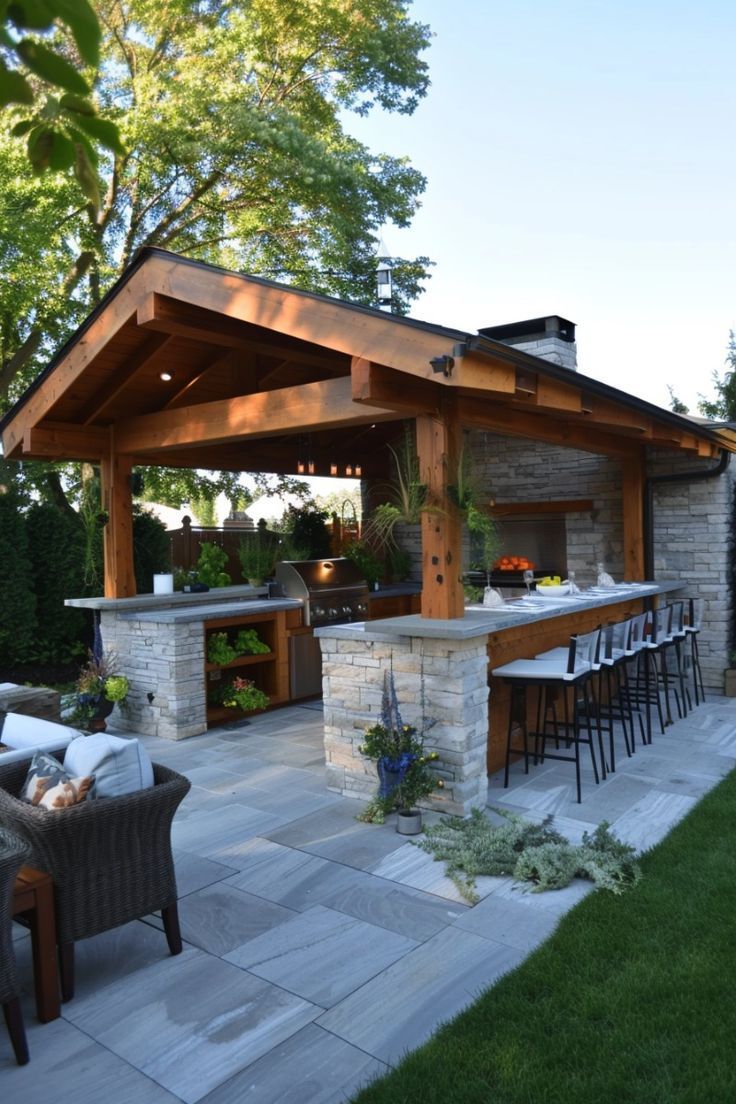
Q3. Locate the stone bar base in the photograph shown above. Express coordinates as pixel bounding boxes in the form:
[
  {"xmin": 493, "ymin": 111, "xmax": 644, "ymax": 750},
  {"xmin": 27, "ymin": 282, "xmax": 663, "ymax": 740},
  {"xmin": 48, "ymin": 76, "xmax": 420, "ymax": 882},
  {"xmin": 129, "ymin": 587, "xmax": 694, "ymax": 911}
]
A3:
[
  {"xmin": 100, "ymin": 610, "xmax": 207, "ymax": 741},
  {"xmin": 318, "ymin": 625, "xmax": 489, "ymax": 818}
]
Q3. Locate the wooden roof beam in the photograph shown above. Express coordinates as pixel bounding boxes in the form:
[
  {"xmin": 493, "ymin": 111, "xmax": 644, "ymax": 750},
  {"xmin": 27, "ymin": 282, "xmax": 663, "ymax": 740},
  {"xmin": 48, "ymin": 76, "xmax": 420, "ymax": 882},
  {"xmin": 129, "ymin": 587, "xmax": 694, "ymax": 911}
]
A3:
[
  {"xmin": 455, "ymin": 397, "xmax": 633, "ymax": 458},
  {"xmin": 114, "ymin": 375, "xmax": 397, "ymax": 454},
  {"xmin": 79, "ymin": 332, "xmax": 176, "ymax": 424},
  {"xmin": 22, "ymin": 422, "xmax": 110, "ymax": 461},
  {"xmin": 138, "ymin": 293, "xmax": 349, "ymax": 375},
  {"xmin": 351, "ymin": 358, "xmax": 442, "ymax": 415}
]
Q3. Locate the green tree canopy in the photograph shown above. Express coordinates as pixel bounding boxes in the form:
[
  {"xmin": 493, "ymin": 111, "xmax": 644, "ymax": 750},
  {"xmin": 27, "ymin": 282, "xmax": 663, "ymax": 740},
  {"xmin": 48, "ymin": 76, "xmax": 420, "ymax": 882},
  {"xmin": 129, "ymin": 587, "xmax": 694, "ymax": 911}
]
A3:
[
  {"xmin": 1, "ymin": 0, "xmax": 123, "ymax": 204},
  {"xmin": 1, "ymin": 0, "xmax": 432, "ymax": 410},
  {"xmin": 697, "ymin": 332, "xmax": 736, "ymax": 421},
  {"xmin": 668, "ymin": 333, "xmax": 736, "ymax": 422}
]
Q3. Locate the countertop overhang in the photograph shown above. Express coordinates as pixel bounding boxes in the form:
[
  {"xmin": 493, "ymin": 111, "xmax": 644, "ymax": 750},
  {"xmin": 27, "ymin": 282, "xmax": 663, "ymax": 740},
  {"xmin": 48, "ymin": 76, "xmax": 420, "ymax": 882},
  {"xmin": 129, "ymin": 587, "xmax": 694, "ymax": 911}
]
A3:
[
  {"xmin": 315, "ymin": 581, "xmax": 684, "ymax": 642},
  {"xmin": 65, "ymin": 586, "xmax": 301, "ymax": 624}
]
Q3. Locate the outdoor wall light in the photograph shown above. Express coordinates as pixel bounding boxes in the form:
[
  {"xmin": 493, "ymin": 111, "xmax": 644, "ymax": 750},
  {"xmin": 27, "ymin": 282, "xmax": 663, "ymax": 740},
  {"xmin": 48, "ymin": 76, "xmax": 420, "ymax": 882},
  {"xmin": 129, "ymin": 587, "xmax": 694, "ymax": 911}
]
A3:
[{"xmin": 429, "ymin": 354, "xmax": 454, "ymax": 377}]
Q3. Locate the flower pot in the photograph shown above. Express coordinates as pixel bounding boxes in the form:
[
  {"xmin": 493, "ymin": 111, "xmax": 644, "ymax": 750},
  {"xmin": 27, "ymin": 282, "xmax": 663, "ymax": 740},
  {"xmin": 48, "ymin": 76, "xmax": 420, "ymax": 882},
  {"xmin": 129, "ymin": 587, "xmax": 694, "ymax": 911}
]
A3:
[
  {"xmin": 396, "ymin": 808, "xmax": 423, "ymax": 835},
  {"xmin": 377, "ymin": 754, "xmax": 414, "ymax": 799},
  {"xmin": 88, "ymin": 696, "xmax": 114, "ymax": 733}
]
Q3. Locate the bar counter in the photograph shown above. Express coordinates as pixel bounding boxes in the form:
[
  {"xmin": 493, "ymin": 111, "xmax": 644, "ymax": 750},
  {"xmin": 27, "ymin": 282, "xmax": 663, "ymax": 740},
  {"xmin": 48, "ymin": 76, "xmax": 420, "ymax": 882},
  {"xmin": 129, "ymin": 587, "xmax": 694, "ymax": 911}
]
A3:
[{"xmin": 317, "ymin": 580, "xmax": 684, "ymax": 776}]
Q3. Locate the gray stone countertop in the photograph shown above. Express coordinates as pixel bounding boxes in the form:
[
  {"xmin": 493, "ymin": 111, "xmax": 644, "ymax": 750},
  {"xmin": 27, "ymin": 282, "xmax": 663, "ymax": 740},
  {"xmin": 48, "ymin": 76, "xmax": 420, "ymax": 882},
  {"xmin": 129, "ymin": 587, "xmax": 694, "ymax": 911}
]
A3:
[
  {"xmin": 65, "ymin": 584, "xmax": 270, "ymax": 612},
  {"xmin": 116, "ymin": 597, "xmax": 302, "ymax": 625},
  {"xmin": 315, "ymin": 581, "xmax": 684, "ymax": 642}
]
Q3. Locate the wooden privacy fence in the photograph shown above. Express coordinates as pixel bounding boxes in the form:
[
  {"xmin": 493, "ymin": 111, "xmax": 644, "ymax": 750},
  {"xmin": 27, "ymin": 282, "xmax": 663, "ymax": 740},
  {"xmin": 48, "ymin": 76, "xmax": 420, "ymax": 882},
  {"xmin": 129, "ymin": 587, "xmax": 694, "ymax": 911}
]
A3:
[
  {"xmin": 169, "ymin": 517, "xmax": 250, "ymax": 580},
  {"xmin": 168, "ymin": 514, "xmax": 362, "ymax": 579}
]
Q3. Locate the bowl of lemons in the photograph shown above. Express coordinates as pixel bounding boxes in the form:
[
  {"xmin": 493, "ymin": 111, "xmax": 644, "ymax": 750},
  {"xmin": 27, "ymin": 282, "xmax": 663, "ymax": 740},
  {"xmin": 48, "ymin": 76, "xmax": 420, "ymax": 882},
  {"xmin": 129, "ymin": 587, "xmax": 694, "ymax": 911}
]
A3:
[{"xmin": 535, "ymin": 576, "xmax": 570, "ymax": 597}]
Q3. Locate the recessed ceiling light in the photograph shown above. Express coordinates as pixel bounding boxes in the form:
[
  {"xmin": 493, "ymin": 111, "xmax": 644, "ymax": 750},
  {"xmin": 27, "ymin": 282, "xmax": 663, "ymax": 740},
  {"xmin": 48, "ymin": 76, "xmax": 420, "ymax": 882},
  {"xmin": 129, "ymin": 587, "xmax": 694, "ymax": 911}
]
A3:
[{"xmin": 159, "ymin": 371, "xmax": 173, "ymax": 382}]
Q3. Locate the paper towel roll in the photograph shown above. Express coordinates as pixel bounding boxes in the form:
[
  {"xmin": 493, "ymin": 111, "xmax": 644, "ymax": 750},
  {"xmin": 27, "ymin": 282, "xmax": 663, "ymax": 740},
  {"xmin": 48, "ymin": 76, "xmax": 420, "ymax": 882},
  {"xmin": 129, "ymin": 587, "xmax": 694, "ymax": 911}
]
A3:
[{"xmin": 153, "ymin": 573, "xmax": 174, "ymax": 594}]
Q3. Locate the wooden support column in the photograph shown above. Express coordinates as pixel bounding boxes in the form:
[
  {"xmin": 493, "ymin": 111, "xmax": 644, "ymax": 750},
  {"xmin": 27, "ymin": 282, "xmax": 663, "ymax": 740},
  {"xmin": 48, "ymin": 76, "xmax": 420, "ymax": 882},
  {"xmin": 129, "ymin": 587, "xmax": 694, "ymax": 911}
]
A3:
[
  {"xmin": 100, "ymin": 433, "xmax": 136, "ymax": 598},
  {"xmin": 622, "ymin": 451, "xmax": 646, "ymax": 580},
  {"xmin": 416, "ymin": 409, "xmax": 464, "ymax": 619}
]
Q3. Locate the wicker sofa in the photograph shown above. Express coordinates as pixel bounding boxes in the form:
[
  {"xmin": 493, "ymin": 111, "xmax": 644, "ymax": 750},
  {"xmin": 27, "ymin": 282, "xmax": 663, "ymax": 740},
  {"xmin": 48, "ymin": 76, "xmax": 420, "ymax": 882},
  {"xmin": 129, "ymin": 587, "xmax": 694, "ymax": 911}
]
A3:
[{"xmin": 0, "ymin": 757, "xmax": 190, "ymax": 1001}]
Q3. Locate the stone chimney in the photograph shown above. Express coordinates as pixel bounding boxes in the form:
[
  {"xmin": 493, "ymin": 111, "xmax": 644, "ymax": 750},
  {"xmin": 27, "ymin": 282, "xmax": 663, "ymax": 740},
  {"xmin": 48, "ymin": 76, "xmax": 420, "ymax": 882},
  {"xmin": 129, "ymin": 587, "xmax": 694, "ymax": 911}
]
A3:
[{"xmin": 478, "ymin": 315, "xmax": 577, "ymax": 371}]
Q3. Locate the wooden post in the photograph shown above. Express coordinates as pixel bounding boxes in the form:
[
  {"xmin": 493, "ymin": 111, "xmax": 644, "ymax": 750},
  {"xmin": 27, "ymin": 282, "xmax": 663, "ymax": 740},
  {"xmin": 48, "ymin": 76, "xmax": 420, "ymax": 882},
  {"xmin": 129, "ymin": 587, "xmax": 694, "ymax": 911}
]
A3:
[
  {"xmin": 622, "ymin": 451, "xmax": 646, "ymax": 580},
  {"xmin": 416, "ymin": 409, "xmax": 464, "ymax": 619},
  {"xmin": 100, "ymin": 433, "xmax": 136, "ymax": 598}
]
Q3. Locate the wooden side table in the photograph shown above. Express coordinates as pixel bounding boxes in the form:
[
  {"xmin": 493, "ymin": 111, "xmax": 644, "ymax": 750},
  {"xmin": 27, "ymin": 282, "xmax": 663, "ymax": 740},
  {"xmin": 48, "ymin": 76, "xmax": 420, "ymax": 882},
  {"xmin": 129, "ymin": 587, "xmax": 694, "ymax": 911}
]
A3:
[{"xmin": 12, "ymin": 866, "xmax": 60, "ymax": 1023}]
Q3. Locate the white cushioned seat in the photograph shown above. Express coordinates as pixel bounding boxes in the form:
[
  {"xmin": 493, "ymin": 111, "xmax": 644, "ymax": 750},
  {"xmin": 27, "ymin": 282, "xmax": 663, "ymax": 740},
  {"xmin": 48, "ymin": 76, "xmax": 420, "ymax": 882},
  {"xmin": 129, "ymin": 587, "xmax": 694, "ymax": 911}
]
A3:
[
  {"xmin": 0, "ymin": 712, "xmax": 77, "ymax": 766},
  {"xmin": 63, "ymin": 733, "xmax": 154, "ymax": 798}
]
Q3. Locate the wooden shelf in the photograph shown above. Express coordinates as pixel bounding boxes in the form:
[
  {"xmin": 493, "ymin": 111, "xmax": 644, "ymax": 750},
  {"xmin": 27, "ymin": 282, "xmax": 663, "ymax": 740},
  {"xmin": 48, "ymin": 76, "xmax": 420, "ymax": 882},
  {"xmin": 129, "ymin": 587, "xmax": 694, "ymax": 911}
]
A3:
[
  {"xmin": 204, "ymin": 651, "xmax": 276, "ymax": 672},
  {"xmin": 203, "ymin": 608, "xmax": 290, "ymax": 728},
  {"xmin": 490, "ymin": 498, "xmax": 594, "ymax": 517}
]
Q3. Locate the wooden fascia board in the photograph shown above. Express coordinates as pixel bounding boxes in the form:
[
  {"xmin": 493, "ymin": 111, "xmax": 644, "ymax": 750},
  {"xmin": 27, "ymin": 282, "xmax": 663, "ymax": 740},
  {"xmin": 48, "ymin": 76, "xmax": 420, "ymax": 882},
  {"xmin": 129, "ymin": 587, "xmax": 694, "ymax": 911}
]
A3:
[
  {"xmin": 22, "ymin": 423, "xmax": 110, "ymax": 460},
  {"xmin": 455, "ymin": 398, "xmax": 633, "ymax": 458},
  {"xmin": 351, "ymin": 358, "xmax": 442, "ymax": 415},
  {"xmin": 114, "ymin": 375, "xmax": 397, "ymax": 454}
]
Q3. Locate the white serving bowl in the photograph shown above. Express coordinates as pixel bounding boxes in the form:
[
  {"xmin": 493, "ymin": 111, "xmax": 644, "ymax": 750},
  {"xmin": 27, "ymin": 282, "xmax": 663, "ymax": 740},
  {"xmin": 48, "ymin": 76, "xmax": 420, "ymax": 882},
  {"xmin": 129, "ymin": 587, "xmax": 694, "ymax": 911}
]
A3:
[{"xmin": 535, "ymin": 584, "xmax": 570, "ymax": 597}]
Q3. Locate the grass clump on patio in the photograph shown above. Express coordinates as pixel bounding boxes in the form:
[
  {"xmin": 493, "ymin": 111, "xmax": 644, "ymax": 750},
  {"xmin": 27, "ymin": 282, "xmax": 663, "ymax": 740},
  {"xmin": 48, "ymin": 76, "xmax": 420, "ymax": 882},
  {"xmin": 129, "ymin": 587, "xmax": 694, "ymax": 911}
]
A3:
[
  {"xmin": 418, "ymin": 807, "xmax": 641, "ymax": 902},
  {"xmin": 352, "ymin": 769, "xmax": 736, "ymax": 1104}
]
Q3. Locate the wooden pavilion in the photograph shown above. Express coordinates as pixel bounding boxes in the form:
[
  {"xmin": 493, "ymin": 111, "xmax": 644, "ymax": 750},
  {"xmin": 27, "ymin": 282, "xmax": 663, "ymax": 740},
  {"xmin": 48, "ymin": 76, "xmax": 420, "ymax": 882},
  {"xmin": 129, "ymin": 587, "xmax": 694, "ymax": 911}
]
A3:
[{"xmin": 2, "ymin": 248, "xmax": 733, "ymax": 615}]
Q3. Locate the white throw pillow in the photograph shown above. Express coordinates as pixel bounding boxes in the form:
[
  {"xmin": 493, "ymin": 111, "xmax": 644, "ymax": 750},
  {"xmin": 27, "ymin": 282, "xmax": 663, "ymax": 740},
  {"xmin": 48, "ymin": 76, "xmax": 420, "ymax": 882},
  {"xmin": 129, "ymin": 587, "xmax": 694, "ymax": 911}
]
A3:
[{"xmin": 64, "ymin": 733, "xmax": 154, "ymax": 798}]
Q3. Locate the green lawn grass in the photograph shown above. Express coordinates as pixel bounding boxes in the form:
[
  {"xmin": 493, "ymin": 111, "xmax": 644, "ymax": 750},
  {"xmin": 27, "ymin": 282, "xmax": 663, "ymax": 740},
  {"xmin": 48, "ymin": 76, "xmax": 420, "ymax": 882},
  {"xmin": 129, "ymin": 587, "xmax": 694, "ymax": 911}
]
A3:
[{"xmin": 352, "ymin": 770, "xmax": 736, "ymax": 1104}]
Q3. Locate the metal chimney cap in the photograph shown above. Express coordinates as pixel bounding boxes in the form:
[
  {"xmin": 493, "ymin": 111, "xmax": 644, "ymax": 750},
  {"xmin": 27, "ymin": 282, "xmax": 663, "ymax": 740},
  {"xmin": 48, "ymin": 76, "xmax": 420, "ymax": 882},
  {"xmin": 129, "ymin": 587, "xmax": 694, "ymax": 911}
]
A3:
[{"xmin": 478, "ymin": 315, "xmax": 576, "ymax": 343}]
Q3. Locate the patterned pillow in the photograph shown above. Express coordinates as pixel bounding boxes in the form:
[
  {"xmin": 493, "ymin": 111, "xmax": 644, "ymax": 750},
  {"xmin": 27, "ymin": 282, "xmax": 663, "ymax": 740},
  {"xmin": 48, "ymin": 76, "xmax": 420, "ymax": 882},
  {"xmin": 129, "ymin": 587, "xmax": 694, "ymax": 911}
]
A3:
[{"xmin": 21, "ymin": 750, "xmax": 94, "ymax": 810}]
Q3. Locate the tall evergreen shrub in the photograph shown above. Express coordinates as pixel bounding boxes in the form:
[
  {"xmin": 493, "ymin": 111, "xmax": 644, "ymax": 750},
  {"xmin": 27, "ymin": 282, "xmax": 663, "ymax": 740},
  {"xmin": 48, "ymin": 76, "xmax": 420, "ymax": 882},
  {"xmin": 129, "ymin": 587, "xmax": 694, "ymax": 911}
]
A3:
[
  {"xmin": 25, "ymin": 502, "xmax": 89, "ymax": 664},
  {"xmin": 133, "ymin": 507, "xmax": 171, "ymax": 592},
  {"xmin": 0, "ymin": 477, "xmax": 36, "ymax": 666}
]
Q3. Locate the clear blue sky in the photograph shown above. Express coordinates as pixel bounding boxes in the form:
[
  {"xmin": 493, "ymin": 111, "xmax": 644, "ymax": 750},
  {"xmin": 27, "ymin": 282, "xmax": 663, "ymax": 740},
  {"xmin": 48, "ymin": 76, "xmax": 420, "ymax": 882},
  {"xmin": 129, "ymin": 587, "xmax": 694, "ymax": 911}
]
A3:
[{"xmin": 351, "ymin": 0, "xmax": 735, "ymax": 412}]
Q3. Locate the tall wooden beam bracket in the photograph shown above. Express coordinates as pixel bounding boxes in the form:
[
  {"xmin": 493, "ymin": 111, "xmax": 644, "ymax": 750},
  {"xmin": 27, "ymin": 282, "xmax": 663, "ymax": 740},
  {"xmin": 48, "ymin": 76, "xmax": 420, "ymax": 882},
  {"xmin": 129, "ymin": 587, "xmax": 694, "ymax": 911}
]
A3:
[
  {"xmin": 100, "ymin": 431, "xmax": 136, "ymax": 598},
  {"xmin": 416, "ymin": 408, "xmax": 464, "ymax": 620},
  {"xmin": 621, "ymin": 452, "xmax": 646, "ymax": 581}
]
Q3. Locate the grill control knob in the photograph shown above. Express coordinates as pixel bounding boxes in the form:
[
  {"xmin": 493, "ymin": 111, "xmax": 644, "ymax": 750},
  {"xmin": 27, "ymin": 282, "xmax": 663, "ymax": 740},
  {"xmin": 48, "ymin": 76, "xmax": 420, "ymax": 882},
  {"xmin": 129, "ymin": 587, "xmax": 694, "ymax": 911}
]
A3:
[
  {"xmin": 327, "ymin": 607, "xmax": 339, "ymax": 619},
  {"xmin": 342, "ymin": 605, "xmax": 352, "ymax": 616},
  {"xmin": 312, "ymin": 605, "xmax": 325, "ymax": 621}
]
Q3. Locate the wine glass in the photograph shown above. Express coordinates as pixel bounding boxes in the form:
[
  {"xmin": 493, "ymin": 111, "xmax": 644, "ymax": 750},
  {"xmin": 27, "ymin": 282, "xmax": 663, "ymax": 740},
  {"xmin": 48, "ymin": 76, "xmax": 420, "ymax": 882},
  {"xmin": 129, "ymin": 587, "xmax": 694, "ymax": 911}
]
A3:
[
  {"xmin": 522, "ymin": 569, "xmax": 534, "ymax": 598},
  {"xmin": 568, "ymin": 570, "xmax": 579, "ymax": 594}
]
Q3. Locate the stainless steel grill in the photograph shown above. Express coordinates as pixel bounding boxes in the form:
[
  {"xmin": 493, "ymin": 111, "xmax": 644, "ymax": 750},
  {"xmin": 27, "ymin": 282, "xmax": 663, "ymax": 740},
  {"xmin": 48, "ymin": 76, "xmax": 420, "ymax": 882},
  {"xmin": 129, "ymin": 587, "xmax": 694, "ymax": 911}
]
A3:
[{"xmin": 274, "ymin": 558, "xmax": 369, "ymax": 627}]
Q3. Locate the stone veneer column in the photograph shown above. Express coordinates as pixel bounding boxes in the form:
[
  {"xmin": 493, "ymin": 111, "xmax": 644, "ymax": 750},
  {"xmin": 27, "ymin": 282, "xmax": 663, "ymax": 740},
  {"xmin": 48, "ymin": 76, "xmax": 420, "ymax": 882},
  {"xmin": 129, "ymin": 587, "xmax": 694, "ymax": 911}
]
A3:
[
  {"xmin": 318, "ymin": 625, "xmax": 489, "ymax": 817},
  {"xmin": 100, "ymin": 609, "xmax": 207, "ymax": 740}
]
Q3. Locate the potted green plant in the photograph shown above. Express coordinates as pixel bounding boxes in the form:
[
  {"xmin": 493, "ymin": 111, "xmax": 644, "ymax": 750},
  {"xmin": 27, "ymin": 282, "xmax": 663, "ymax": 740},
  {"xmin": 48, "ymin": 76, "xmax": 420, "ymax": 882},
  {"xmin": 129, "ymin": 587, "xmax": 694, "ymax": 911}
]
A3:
[
  {"xmin": 238, "ymin": 532, "xmax": 278, "ymax": 586},
  {"xmin": 357, "ymin": 670, "xmax": 443, "ymax": 832},
  {"xmin": 219, "ymin": 676, "xmax": 270, "ymax": 713},
  {"xmin": 446, "ymin": 442, "xmax": 500, "ymax": 582},
  {"xmin": 343, "ymin": 539, "xmax": 384, "ymax": 589},
  {"xmin": 74, "ymin": 652, "xmax": 129, "ymax": 732},
  {"xmin": 363, "ymin": 423, "xmax": 441, "ymax": 552},
  {"xmin": 195, "ymin": 543, "xmax": 231, "ymax": 588}
]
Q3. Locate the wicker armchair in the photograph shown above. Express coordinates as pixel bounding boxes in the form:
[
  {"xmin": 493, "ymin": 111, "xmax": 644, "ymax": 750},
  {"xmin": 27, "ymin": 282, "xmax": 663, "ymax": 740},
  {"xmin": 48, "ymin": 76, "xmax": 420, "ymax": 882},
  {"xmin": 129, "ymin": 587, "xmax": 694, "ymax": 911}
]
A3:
[
  {"xmin": 0, "ymin": 759, "xmax": 190, "ymax": 1002},
  {"xmin": 1, "ymin": 825, "xmax": 31, "ymax": 1064}
]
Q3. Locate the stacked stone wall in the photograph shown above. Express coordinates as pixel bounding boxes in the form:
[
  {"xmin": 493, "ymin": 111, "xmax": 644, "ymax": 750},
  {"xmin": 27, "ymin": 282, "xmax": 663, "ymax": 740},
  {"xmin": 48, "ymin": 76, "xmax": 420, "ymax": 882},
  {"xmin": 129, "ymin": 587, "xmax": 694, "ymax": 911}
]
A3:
[
  {"xmin": 648, "ymin": 451, "xmax": 735, "ymax": 689},
  {"xmin": 319, "ymin": 628, "xmax": 489, "ymax": 817},
  {"xmin": 100, "ymin": 611, "xmax": 207, "ymax": 740}
]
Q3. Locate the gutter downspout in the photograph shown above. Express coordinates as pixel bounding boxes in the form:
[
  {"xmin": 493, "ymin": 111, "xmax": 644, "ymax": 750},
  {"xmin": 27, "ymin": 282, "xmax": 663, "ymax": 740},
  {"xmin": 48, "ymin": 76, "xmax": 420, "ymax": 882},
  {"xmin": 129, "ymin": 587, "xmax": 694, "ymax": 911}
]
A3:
[{"xmin": 644, "ymin": 448, "xmax": 731, "ymax": 579}]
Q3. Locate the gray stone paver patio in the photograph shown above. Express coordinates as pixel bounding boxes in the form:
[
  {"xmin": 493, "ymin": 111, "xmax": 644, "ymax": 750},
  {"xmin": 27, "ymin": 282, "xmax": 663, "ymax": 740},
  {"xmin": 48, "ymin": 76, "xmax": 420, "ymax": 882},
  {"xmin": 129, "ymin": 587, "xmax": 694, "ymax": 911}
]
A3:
[{"xmin": 3, "ymin": 694, "xmax": 736, "ymax": 1100}]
